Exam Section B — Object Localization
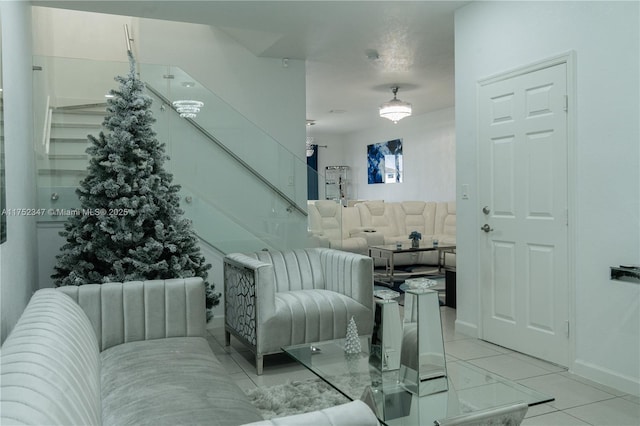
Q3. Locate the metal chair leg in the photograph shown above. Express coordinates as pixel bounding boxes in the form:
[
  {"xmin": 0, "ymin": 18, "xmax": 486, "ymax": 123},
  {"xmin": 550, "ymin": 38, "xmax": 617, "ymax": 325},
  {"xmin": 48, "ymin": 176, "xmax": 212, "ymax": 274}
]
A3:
[{"xmin": 256, "ymin": 355, "xmax": 264, "ymax": 375}]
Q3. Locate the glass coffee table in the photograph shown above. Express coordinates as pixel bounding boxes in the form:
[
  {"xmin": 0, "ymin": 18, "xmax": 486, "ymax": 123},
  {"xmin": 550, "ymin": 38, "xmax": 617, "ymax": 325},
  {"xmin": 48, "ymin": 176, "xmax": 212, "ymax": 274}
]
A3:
[
  {"xmin": 368, "ymin": 243, "xmax": 456, "ymax": 286},
  {"xmin": 283, "ymin": 337, "xmax": 553, "ymax": 426}
]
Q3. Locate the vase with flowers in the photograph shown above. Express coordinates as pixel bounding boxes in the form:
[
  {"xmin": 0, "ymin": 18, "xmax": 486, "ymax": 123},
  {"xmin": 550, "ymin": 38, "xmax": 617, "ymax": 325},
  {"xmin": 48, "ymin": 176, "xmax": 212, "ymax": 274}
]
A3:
[{"xmin": 409, "ymin": 231, "xmax": 422, "ymax": 248}]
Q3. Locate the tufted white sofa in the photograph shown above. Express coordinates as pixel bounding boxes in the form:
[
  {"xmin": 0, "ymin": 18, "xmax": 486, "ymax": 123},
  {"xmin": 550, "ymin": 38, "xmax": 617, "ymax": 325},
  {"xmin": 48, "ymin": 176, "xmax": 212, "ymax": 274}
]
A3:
[
  {"xmin": 0, "ymin": 278, "xmax": 379, "ymax": 426},
  {"xmin": 309, "ymin": 200, "xmax": 456, "ymax": 267}
]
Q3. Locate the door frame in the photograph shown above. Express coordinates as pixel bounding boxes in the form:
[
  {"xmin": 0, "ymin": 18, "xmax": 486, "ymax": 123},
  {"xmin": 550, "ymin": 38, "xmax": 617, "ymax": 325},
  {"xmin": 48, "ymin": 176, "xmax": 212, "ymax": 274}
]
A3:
[{"xmin": 475, "ymin": 52, "xmax": 577, "ymax": 368}]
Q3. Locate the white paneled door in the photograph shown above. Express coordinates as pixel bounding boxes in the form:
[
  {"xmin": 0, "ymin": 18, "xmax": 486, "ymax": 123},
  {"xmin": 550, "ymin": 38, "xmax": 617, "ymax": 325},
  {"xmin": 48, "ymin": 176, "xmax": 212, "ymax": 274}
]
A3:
[{"xmin": 478, "ymin": 62, "xmax": 569, "ymax": 366}]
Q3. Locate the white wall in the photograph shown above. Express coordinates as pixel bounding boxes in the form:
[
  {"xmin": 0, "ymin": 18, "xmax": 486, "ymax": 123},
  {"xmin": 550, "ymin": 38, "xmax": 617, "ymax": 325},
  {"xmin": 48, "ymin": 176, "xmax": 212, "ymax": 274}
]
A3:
[
  {"xmin": 316, "ymin": 107, "xmax": 456, "ymax": 203},
  {"xmin": 135, "ymin": 18, "xmax": 306, "ymax": 160},
  {"xmin": 0, "ymin": 2, "xmax": 38, "ymax": 344},
  {"xmin": 455, "ymin": 1, "xmax": 639, "ymax": 394},
  {"xmin": 32, "ymin": 7, "xmax": 132, "ymax": 62}
]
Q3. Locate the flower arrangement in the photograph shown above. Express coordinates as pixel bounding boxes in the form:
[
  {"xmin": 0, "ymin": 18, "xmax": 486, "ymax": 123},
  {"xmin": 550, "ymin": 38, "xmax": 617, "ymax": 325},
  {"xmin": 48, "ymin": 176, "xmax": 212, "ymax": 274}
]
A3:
[
  {"xmin": 409, "ymin": 231, "xmax": 422, "ymax": 241},
  {"xmin": 409, "ymin": 231, "xmax": 422, "ymax": 248}
]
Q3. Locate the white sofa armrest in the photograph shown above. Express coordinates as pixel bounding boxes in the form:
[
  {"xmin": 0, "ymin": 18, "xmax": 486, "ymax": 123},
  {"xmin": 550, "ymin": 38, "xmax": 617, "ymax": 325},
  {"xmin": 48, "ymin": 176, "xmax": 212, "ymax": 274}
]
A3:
[
  {"xmin": 57, "ymin": 278, "xmax": 206, "ymax": 351},
  {"xmin": 241, "ymin": 400, "xmax": 380, "ymax": 426},
  {"xmin": 1, "ymin": 289, "xmax": 102, "ymax": 426},
  {"xmin": 224, "ymin": 253, "xmax": 278, "ymax": 350},
  {"xmin": 308, "ymin": 231, "xmax": 332, "ymax": 248},
  {"xmin": 349, "ymin": 229, "xmax": 385, "ymax": 246}
]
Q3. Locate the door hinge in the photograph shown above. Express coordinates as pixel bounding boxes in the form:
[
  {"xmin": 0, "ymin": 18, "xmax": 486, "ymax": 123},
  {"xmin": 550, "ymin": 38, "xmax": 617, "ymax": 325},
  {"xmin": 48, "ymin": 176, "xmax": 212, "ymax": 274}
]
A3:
[
  {"xmin": 564, "ymin": 208, "xmax": 569, "ymax": 226},
  {"xmin": 563, "ymin": 95, "xmax": 568, "ymax": 112},
  {"xmin": 565, "ymin": 320, "xmax": 570, "ymax": 338}
]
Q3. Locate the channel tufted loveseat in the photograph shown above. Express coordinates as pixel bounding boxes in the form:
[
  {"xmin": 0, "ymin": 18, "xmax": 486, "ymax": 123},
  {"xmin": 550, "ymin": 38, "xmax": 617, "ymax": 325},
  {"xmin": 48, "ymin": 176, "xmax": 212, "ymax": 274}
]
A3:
[
  {"xmin": 224, "ymin": 248, "xmax": 375, "ymax": 375},
  {"xmin": 0, "ymin": 278, "xmax": 379, "ymax": 426}
]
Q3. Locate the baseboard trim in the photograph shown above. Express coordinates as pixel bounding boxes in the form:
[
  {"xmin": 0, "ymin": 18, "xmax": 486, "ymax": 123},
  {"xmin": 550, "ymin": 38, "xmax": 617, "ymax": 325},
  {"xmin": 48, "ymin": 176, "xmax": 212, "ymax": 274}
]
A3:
[
  {"xmin": 454, "ymin": 319, "xmax": 478, "ymax": 338},
  {"xmin": 206, "ymin": 316, "xmax": 224, "ymax": 330},
  {"xmin": 572, "ymin": 359, "xmax": 640, "ymax": 396}
]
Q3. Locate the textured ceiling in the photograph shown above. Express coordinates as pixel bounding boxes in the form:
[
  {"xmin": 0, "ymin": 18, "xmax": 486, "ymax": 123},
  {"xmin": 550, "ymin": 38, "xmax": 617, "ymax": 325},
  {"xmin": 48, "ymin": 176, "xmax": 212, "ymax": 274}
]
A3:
[{"xmin": 33, "ymin": 1, "xmax": 470, "ymax": 134}]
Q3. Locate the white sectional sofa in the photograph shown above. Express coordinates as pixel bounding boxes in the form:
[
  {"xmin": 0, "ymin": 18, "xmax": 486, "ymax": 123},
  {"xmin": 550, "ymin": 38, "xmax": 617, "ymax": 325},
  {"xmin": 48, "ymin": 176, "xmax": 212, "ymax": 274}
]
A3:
[
  {"xmin": 307, "ymin": 200, "xmax": 370, "ymax": 255},
  {"xmin": 309, "ymin": 200, "xmax": 456, "ymax": 267}
]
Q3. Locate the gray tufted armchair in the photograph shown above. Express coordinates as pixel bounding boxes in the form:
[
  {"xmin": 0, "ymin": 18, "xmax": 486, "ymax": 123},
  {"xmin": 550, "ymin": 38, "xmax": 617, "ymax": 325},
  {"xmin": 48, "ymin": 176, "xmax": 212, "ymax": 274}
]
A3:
[{"xmin": 223, "ymin": 248, "xmax": 374, "ymax": 374}]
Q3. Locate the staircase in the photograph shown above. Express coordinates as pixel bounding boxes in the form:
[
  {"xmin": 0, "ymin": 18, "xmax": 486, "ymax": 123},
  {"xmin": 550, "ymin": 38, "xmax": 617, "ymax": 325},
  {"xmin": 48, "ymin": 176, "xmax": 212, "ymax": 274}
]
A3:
[
  {"xmin": 33, "ymin": 58, "xmax": 313, "ymax": 255},
  {"xmin": 38, "ymin": 105, "xmax": 107, "ymax": 187},
  {"xmin": 36, "ymin": 104, "xmax": 107, "ymax": 216},
  {"xmin": 35, "ymin": 98, "xmax": 309, "ymax": 253}
]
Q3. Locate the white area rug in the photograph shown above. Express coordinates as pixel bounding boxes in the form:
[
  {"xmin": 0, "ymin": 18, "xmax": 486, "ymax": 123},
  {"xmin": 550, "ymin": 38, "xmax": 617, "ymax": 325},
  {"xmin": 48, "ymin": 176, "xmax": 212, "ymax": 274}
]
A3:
[{"xmin": 245, "ymin": 379, "xmax": 349, "ymax": 419}]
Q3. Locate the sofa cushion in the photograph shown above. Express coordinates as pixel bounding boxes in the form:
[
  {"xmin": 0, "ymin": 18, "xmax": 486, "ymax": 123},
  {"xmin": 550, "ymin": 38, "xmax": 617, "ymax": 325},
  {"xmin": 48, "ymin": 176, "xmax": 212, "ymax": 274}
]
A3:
[
  {"xmin": 100, "ymin": 337, "xmax": 262, "ymax": 426},
  {"xmin": 394, "ymin": 201, "xmax": 437, "ymax": 238},
  {"xmin": 356, "ymin": 201, "xmax": 398, "ymax": 238},
  {"xmin": 313, "ymin": 200, "xmax": 343, "ymax": 240},
  {"xmin": 260, "ymin": 290, "xmax": 372, "ymax": 354},
  {"xmin": 433, "ymin": 202, "xmax": 456, "ymax": 247},
  {"xmin": 0, "ymin": 289, "xmax": 101, "ymax": 426}
]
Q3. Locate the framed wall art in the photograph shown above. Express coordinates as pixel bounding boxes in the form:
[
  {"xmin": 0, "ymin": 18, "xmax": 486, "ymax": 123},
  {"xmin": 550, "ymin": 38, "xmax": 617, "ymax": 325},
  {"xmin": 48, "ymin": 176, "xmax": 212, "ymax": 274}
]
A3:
[{"xmin": 367, "ymin": 138, "xmax": 403, "ymax": 184}]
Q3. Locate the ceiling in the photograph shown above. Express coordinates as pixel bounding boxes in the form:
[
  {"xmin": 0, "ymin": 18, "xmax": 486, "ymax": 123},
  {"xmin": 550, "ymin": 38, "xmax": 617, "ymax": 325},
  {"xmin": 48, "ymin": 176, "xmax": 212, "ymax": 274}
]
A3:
[{"xmin": 33, "ymin": 1, "xmax": 470, "ymax": 134}]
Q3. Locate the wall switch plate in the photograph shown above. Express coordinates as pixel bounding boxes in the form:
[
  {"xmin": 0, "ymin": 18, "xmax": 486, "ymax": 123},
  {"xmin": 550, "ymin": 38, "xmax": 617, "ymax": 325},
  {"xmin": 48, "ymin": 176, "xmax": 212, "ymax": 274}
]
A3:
[{"xmin": 461, "ymin": 184, "xmax": 469, "ymax": 200}]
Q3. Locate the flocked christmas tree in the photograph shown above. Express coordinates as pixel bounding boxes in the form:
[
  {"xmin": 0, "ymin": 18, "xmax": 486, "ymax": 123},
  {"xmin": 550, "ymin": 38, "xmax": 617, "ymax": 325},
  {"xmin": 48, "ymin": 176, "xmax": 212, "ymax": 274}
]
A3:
[{"xmin": 53, "ymin": 52, "xmax": 219, "ymax": 319}]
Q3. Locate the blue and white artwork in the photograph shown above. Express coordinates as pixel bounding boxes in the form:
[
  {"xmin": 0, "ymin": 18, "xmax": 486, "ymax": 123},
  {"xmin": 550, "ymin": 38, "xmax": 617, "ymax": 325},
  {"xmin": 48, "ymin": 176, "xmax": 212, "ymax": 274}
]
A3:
[{"xmin": 367, "ymin": 139, "xmax": 403, "ymax": 184}]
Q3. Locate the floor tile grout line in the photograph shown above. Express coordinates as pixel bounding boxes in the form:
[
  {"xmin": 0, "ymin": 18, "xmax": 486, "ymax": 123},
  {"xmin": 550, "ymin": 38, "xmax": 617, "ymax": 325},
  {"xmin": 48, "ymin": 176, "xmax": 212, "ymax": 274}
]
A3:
[{"xmin": 555, "ymin": 372, "xmax": 627, "ymax": 398}]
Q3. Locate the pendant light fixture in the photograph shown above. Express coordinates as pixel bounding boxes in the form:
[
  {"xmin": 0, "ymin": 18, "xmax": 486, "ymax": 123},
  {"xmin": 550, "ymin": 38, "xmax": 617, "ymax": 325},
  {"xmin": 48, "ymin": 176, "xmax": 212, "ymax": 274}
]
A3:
[
  {"xmin": 379, "ymin": 86, "xmax": 412, "ymax": 123},
  {"xmin": 172, "ymin": 100, "xmax": 204, "ymax": 118},
  {"xmin": 306, "ymin": 120, "xmax": 316, "ymax": 157}
]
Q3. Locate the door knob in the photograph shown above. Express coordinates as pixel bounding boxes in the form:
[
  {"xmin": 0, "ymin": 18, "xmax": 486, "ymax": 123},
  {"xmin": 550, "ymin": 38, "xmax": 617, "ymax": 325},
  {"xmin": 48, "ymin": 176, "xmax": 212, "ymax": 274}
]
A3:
[
  {"xmin": 481, "ymin": 224, "xmax": 494, "ymax": 233},
  {"xmin": 482, "ymin": 206, "xmax": 491, "ymax": 215}
]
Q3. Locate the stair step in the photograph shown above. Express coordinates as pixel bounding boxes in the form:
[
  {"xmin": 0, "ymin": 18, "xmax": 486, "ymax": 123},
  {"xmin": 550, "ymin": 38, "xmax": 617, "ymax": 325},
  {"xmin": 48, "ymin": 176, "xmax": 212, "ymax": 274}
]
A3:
[
  {"xmin": 51, "ymin": 123, "xmax": 101, "ymax": 129},
  {"xmin": 47, "ymin": 139, "xmax": 89, "ymax": 157},
  {"xmin": 39, "ymin": 156, "xmax": 89, "ymax": 171},
  {"xmin": 51, "ymin": 113, "xmax": 104, "ymax": 126},
  {"xmin": 39, "ymin": 169, "xmax": 88, "ymax": 176},
  {"xmin": 38, "ymin": 169, "xmax": 87, "ymax": 187},
  {"xmin": 53, "ymin": 102, "xmax": 107, "ymax": 111},
  {"xmin": 53, "ymin": 109, "xmax": 106, "ymax": 116},
  {"xmin": 50, "ymin": 127, "xmax": 99, "ymax": 139},
  {"xmin": 49, "ymin": 137, "xmax": 89, "ymax": 144},
  {"xmin": 39, "ymin": 155, "xmax": 89, "ymax": 171},
  {"xmin": 47, "ymin": 154, "xmax": 88, "ymax": 160}
]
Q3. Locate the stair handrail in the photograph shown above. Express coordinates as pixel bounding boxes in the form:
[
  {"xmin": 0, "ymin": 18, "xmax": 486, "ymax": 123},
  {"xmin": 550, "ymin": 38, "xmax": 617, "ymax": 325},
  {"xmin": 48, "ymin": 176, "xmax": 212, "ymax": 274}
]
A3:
[
  {"xmin": 144, "ymin": 82, "xmax": 308, "ymax": 217},
  {"xmin": 41, "ymin": 96, "xmax": 52, "ymax": 154}
]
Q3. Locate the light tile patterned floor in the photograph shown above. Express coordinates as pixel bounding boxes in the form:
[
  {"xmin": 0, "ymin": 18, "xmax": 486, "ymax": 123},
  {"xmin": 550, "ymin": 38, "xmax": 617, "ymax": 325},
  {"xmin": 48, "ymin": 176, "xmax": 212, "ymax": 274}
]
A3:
[{"xmin": 207, "ymin": 307, "xmax": 640, "ymax": 425}]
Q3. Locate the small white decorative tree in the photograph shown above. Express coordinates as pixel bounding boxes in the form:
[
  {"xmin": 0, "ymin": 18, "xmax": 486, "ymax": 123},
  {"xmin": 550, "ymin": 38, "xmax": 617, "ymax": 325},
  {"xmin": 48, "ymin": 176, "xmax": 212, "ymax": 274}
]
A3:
[{"xmin": 344, "ymin": 316, "xmax": 361, "ymax": 354}]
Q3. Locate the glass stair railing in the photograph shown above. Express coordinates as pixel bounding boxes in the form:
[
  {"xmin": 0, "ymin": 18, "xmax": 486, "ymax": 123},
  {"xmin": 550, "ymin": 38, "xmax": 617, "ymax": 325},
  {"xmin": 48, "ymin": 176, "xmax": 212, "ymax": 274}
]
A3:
[{"xmin": 32, "ymin": 55, "xmax": 325, "ymax": 254}]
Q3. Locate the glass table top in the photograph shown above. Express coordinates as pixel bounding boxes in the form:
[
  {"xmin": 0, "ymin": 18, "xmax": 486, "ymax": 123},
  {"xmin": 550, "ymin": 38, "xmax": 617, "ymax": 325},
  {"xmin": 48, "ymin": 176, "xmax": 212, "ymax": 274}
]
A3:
[
  {"xmin": 369, "ymin": 243, "xmax": 456, "ymax": 253},
  {"xmin": 283, "ymin": 337, "xmax": 554, "ymax": 426}
]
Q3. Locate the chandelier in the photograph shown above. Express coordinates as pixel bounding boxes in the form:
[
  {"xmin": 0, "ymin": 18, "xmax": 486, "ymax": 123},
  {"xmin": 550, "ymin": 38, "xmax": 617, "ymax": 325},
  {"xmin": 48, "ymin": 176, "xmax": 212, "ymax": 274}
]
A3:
[
  {"xmin": 306, "ymin": 136, "xmax": 315, "ymax": 157},
  {"xmin": 172, "ymin": 100, "xmax": 204, "ymax": 118},
  {"xmin": 379, "ymin": 86, "xmax": 412, "ymax": 123}
]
